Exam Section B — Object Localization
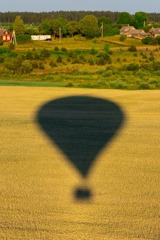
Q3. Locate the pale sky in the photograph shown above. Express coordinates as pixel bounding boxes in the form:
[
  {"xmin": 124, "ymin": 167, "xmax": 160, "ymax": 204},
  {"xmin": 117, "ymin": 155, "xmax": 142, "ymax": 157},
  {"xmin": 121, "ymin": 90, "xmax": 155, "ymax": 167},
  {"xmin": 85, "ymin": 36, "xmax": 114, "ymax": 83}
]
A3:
[{"xmin": 1, "ymin": 0, "xmax": 160, "ymax": 13}]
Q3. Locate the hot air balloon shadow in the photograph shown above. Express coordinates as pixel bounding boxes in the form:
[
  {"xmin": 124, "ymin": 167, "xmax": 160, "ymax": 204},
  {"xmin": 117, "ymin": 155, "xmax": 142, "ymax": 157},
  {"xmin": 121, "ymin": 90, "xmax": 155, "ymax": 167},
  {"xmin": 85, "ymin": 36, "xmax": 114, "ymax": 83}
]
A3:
[{"xmin": 37, "ymin": 96, "xmax": 125, "ymax": 200}]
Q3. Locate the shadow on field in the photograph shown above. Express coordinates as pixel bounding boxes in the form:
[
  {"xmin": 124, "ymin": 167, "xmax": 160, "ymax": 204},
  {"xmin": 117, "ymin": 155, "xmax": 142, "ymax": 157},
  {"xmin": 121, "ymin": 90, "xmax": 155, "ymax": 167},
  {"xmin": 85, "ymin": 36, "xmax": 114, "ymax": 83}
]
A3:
[{"xmin": 37, "ymin": 96, "xmax": 125, "ymax": 200}]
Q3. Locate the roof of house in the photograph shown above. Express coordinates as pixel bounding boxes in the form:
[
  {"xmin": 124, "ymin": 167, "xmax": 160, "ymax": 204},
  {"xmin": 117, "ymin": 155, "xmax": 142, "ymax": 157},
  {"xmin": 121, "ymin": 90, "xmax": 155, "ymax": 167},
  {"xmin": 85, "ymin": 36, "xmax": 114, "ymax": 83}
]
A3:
[
  {"xmin": 120, "ymin": 26, "xmax": 148, "ymax": 37},
  {"xmin": 149, "ymin": 27, "xmax": 160, "ymax": 34},
  {"xmin": 120, "ymin": 26, "xmax": 135, "ymax": 34},
  {"xmin": 130, "ymin": 29, "xmax": 147, "ymax": 35},
  {"xmin": 0, "ymin": 29, "xmax": 8, "ymax": 36}
]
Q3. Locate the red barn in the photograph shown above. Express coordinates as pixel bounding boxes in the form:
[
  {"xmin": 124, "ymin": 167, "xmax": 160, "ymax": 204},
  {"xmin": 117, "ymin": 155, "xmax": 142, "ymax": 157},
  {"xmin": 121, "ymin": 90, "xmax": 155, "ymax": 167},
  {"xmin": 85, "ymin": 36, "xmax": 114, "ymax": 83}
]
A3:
[{"xmin": 0, "ymin": 29, "xmax": 12, "ymax": 42}]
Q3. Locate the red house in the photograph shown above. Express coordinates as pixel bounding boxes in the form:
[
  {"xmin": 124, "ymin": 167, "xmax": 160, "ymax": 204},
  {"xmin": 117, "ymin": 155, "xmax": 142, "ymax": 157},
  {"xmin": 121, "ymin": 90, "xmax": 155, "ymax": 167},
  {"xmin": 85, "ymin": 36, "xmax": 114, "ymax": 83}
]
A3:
[{"xmin": 0, "ymin": 29, "xmax": 12, "ymax": 42}]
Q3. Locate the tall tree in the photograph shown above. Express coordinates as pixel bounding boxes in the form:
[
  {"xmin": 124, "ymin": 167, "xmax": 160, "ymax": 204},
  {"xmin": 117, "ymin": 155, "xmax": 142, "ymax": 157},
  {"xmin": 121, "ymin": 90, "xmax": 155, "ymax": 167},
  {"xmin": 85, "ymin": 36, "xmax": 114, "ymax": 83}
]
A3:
[
  {"xmin": 13, "ymin": 16, "xmax": 25, "ymax": 35},
  {"xmin": 116, "ymin": 12, "xmax": 132, "ymax": 25},
  {"xmin": 67, "ymin": 21, "xmax": 79, "ymax": 37},
  {"xmin": 98, "ymin": 16, "xmax": 112, "ymax": 26},
  {"xmin": 98, "ymin": 16, "xmax": 113, "ymax": 36},
  {"xmin": 39, "ymin": 19, "xmax": 52, "ymax": 34},
  {"xmin": 133, "ymin": 12, "xmax": 148, "ymax": 28},
  {"xmin": 79, "ymin": 15, "xmax": 100, "ymax": 38},
  {"xmin": 51, "ymin": 17, "xmax": 68, "ymax": 37}
]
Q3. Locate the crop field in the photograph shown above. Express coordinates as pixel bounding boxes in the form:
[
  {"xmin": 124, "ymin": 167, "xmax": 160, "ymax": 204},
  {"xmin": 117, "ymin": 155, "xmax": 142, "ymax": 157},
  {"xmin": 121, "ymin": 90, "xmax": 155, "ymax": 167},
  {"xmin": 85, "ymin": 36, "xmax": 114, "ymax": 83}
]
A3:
[{"xmin": 0, "ymin": 86, "xmax": 160, "ymax": 240}]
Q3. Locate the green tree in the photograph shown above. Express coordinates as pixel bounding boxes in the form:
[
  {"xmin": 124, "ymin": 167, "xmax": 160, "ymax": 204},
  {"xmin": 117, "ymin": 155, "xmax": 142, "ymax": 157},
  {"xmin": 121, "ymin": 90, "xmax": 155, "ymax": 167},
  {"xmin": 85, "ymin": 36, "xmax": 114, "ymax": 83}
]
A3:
[
  {"xmin": 25, "ymin": 26, "xmax": 39, "ymax": 35},
  {"xmin": 132, "ymin": 12, "xmax": 148, "ymax": 28},
  {"xmin": 67, "ymin": 21, "xmax": 79, "ymax": 37},
  {"xmin": 98, "ymin": 16, "xmax": 112, "ymax": 36},
  {"xmin": 98, "ymin": 16, "xmax": 112, "ymax": 26},
  {"xmin": 39, "ymin": 19, "xmax": 52, "ymax": 34},
  {"xmin": 51, "ymin": 17, "xmax": 68, "ymax": 37},
  {"xmin": 13, "ymin": 16, "xmax": 25, "ymax": 35},
  {"xmin": 116, "ymin": 12, "xmax": 132, "ymax": 25},
  {"xmin": 79, "ymin": 15, "xmax": 100, "ymax": 38}
]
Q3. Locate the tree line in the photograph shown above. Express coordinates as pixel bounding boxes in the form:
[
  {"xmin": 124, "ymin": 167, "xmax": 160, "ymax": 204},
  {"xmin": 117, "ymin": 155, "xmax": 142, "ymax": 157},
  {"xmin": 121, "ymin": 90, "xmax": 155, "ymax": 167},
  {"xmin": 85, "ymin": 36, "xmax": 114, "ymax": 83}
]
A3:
[
  {"xmin": 1, "ymin": 11, "xmax": 160, "ymax": 25},
  {"xmin": 1, "ymin": 11, "xmax": 160, "ymax": 42}
]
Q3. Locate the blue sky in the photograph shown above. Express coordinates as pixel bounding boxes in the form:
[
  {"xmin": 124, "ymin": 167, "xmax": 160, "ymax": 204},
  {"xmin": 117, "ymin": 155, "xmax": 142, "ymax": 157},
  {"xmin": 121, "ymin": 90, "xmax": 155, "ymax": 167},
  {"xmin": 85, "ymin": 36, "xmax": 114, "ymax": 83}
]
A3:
[{"xmin": 1, "ymin": 0, "xmax": 160, "ymax": 13}]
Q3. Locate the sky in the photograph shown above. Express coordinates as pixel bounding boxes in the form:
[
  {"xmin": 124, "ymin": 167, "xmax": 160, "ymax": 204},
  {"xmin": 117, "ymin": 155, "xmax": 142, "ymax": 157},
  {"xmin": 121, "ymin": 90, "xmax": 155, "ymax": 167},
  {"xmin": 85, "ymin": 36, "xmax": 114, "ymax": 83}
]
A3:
[{"xmin": 1, "ymin": 0, "xmax": 160, "ymax": 13}]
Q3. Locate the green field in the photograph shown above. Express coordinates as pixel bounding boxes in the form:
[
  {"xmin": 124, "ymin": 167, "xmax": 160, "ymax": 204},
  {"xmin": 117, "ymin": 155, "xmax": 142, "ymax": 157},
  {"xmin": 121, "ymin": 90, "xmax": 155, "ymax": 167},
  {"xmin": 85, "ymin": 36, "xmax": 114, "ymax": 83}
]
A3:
[
  {"xmin": 1, "ymin": 36, "xmax": 160, "ymax": 90},
  {"xmin": 0, "ymin": 86, "xmax": 160, "ymax": 239}
]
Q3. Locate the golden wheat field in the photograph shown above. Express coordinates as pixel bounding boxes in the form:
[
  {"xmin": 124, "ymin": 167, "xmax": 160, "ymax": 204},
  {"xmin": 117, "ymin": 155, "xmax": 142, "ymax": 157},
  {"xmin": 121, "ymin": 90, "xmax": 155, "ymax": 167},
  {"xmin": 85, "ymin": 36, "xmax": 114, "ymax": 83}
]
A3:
[{"xmin": 0, "ymin": 86, "xmax": 160, "ymax": 240}]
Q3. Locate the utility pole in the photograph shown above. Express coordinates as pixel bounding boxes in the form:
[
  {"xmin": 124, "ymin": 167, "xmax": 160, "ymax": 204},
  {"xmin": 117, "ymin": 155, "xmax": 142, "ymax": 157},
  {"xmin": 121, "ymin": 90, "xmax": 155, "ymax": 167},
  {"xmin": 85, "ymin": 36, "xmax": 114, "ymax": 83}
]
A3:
[
  {"xmin": 12, "ymin": 30, "xmax": 17, "ymax": 45},
  {"xmin": 101, "ymin": 22, "xmax": 104, "ymax": 37},
  {"xmin": 59, "ymin": 27, "xmax": 62, "ymax": 42}
]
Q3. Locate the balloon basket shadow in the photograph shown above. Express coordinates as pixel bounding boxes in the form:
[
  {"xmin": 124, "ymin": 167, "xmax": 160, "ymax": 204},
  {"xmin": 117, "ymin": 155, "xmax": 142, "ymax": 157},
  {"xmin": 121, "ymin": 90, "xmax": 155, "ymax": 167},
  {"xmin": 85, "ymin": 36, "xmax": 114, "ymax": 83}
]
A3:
[{"xmin": 74, "ymin": 187, "xmax": 92, "ymax": 201}]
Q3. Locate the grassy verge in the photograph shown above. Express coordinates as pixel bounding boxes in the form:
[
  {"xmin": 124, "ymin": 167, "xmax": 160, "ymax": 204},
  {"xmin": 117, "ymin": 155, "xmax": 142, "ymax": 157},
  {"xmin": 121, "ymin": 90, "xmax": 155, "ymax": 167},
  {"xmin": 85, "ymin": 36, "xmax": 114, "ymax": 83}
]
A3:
[{"xmin": 0, "ymin": 79, "xmax": 66, "ymax": 87}]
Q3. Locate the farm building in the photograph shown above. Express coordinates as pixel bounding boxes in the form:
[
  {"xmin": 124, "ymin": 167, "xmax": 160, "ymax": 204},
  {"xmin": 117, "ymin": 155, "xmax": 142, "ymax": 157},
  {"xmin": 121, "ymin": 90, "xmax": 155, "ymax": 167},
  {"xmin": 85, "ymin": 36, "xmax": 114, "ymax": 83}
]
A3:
[
  {"xmin": 31, "ymin": 35, "xmax": 52, "ymax": 41},
  {"xmin": 149, "ymin": 27, "xmax": 160, "ymax": 37},
  {"xmin": 120, "ymin": 25, "xmax": 149, "ymax": 39},
  {"xmin": 120, "ymin": 26, "xmax": 135, "ymax": 37},
  {"xmin": 0, "ymin": 29, "xmax": 12, "ymax": 42}
]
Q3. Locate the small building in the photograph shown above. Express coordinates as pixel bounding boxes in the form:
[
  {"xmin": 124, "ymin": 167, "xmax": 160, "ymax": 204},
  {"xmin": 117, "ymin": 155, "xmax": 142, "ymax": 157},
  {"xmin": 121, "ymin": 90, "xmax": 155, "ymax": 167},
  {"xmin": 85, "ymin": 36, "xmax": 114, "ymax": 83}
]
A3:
[
  {"xmin": 31, "ymin": 35, "xmax": 52, "ymax": 41},
  {"xmin": 0, "ymin": 29, "xmax": 12, "ymax": 42},
  {"xmin": 129, "ymin": 29, "xmax": 149, "ymax": 39},
  {"xmin": 149, "ymin": 27, "xmax": 160, "ymax": 37},
  {"xmin": 120, "ymin": 26, "xmax": 135, "ymax": 37}
]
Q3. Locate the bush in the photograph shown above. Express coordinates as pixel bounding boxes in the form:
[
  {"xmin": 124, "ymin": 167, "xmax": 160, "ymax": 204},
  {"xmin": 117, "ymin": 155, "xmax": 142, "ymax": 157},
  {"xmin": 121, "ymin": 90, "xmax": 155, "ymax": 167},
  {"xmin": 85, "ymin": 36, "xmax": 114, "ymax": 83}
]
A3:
[
  {"xmin": 92, "ymin": 37, "xmax": 97, "ymax": 43},
  {"xmin": 142, "ymin": 36, "xmax": 157, "ymax": 45},
  {"xmin": 119, "ymin": 35, "xmax": 126, "ymax": 42},
  {"xmin": 19, "ymin": 60, "xmax": 33, "ymax": 74},
  {"xmin": 16, "ymin": 34, "xmax": 31, "ymax": 44},
  {"xmin": 56, "ymin": 55, "xmax": 62, "ymax": 63},
  {"xmin": 54, "ymin": 46, "xmax": 59, "ymax": 51},
  {"xmin": 152, "ymin": 61, "xmax": 160, "ymax": 71},
  {"xmin": 0, "ymin": 40, "xmax": 3, "ymax": 46},
  {"xmin": 0, "ymin": 47, "xmax": 10, "ymax": 54},
  {"xmin": 4, "ymin": 57, "xmax": 22, "ymax": 73},
  {"xmin": 72, "ymin": 57, "xmax": 81, "ymax": 64},
  {"xmin": 138, "ymin": 82, "xmax": 151, "ymax": 89},
  {"xmin": 89, "ymin": 47, "xmax": 98, "ymax": 55},
  {"xmin": 68, "ymin": 50, "xmax": 76, "ymax": 58},
  {"xmin": 117, "ymin": 57, "xmax": 121, "ymax": 63},
  {"xmin": 50, "ymin": 60, "xmax": 57, "ymax": 67},
  {"xmin": 24, "ymin": 48, "xmax": 50, "ymax": 60},
  {"xmin": 103, "ymin": 44, "xmax": 112, "ymax": 54},
  {"xmin": 148, "ymin": 78, "xmax": 158, "ymax": 85},
  {"xmin": 8, "ymin": 51, "xmax": 17, "ymax": 58},
  {"xmin": 32, "ymin": 61, "xmax": 39, "ymax": 69},
  {"xmin": 79, "ymin": 54, "xmax": 86, "ymax": 63},
  {"xmin": 128, "ymin": 45, "xmax": 137, "ymax": 52},
  {"xmin": 136, "ymin": 69, "xmax": 148, "ymax": 77},
  {"xmin": 126, "ymin": 63, "xmax": 139, "ymax": 71},
  {"xmin": 88, "ymin": 58, "xmax": 94, "ymax": 65},
  {"xmin": 155, "ymin": 36, "xmax": 160, "ymax": 45},
  {"xmin": 25, "ymin": 49, "xmax": 40, "ymax": 60},
  {"xmin": 149, "ymin": 56, "xmax": 155, "ymax": 62},
  {"xmin": 38, "ymin": 62, "xmax": 45, "ymax": 69},
  {"xmin": 96, "ymin": 52, "xmax": 112, "ymax": 65},
  {"xmin": 97, "ymin": 78, "xmax": 110, "ymax": 88},
  {"xmin": 66, "ymin": 82, "xmax": 73, "ymax": 87},
  {"xmin": 8, "ymin": 42, "xmax": 15, "ymax": 51},
  {"xmin": 102, "ymin": 70, "xmax": 113, "ymax": 77},
  {"xmin": 61, "ymin": 47, "xmax": 67, "ymax": 52},
  {"xmin": 109, "ymin": 80, "xmax": 127, "ymax": 89},
  {"xmin": 0, "ymin": 56, "xmax": 4, "ymax": 63},
  {"xmin": 40, "ymin": 48, "xmax": 51, "ymax": 58}
]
